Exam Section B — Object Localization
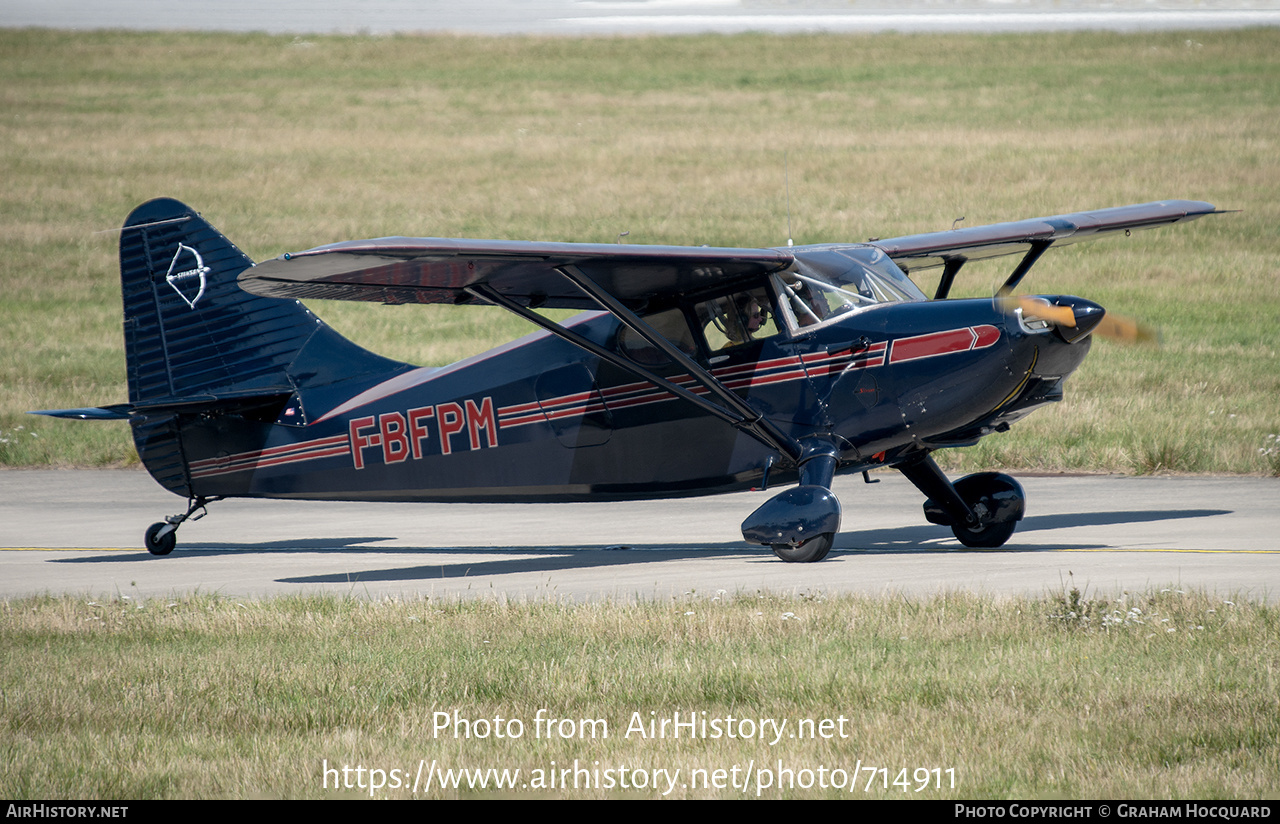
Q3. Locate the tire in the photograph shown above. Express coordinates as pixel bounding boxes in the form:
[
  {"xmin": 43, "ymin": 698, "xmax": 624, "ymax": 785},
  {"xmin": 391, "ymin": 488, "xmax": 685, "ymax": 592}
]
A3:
[
  {"xmin": 144, "ymin": 522, "xmax": 177, "ymax": 556},
  {"xmin": 951, "ymin": 518, "xmax": 1018, "ymax": 549},
  {"xmin": 771, "ymin": 533, "xmax": 834, "ymax": 563},
  {"xmin": 949, "ymin": 473, "xmax": 1024, "ymax": 549}
]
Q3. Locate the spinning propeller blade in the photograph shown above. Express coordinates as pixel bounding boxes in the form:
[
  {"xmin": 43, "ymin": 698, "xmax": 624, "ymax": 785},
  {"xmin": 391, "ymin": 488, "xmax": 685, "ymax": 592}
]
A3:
[
  {"xmin": 996, "ymin": 295, "xmax": 1159, "ymax": 345},
  {"xmin": 1092, "ymin": 312, "xmax": 1160, "ymax": 345},
  {"xmin": 1004, "ymin": 295, "xmax": 1077, "ymax": 327}
]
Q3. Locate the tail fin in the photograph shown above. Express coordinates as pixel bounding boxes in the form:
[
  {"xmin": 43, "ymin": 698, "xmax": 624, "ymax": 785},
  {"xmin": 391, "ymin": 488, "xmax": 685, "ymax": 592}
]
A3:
[
  {"xmin": 120, "ymin": 198, "xmax": 399, "ymax": 402},
  {"xmin": 115, "ymin": 198, "xmax": 407, "ymax": 495}
]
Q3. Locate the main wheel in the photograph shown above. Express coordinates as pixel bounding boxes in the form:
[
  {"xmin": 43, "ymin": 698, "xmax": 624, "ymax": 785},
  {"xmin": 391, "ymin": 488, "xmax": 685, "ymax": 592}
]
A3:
[
  {"xmin": 144, "ymin": 522, "xmax": 177, "ymax": 556},
  {"xmin": 948, "ymin": 473, "xmax": 1025, "ymax": 549},
  {"xmin": 771, "ymin": 532, "xmax": 834, "ymax": 563},
  {"xmin": 952, "ymin": 516, "xmax": 1017, "ymax": 548}
]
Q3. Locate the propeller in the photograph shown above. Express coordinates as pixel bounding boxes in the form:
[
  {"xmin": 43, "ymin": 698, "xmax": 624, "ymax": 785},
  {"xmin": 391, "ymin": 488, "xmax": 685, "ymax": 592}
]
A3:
[
  {"xmin": 1091, "ymin": 311, "xmax": 1160, "ymax": 345},
  {"xmin": 997, "ymin": 295, "xmax": 1159, "ymax": 345}
]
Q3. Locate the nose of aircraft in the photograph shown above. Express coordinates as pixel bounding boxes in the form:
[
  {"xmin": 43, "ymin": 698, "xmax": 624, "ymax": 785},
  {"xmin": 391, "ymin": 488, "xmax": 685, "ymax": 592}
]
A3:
[
  {"xmin": 997, "ymin": 294, "xmax": 1102, "ymax": 396},
  {"xmin": 1006, "ymin": 294, "xmax": 1106, "ymax": 344},
  {"xmin": 1051, "ymin": 295, "xmax": 1106, "ymax": 343}
]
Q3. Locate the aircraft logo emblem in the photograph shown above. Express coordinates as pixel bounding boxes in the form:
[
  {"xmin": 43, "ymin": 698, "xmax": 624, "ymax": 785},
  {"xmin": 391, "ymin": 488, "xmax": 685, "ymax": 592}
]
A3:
[{"xmin": 165, "ymin": 243, "xmax": 210, "ymax": 309}]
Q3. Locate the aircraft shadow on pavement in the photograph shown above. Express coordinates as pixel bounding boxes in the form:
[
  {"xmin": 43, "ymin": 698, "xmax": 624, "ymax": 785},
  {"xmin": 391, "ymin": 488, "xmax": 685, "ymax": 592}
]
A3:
[
  {"xmin": 844, "ymin": 508, "xmax": 1231, "ymax": 554},
  {"xmin": 50, "ymin": 507, "xmax": 1229, "ymax": 584}
]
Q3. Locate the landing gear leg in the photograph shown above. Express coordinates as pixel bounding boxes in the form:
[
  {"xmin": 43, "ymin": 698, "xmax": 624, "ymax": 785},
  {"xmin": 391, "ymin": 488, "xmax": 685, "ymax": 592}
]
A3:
[
  {"xmin": 742, "ymin": 441, "xmax": 843, "ymax": 563},
  {"xmin": 898, "ymin": 454, "xmax": 1025, "ymax": 549},
  {"xmin": 144, "ymin": 496, "xmax": 220, "ymax": 556}
]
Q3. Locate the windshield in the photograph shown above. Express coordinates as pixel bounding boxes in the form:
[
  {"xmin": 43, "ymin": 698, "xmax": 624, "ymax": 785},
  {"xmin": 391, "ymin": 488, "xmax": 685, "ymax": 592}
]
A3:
[{"xmin": 774, "ymin": 246, "xmax": 926, "ymax": 330}]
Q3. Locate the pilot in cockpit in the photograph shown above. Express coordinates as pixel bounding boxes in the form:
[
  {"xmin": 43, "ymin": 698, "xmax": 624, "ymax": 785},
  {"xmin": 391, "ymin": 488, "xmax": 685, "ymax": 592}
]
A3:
[{"xmin": 721, "ymin": 294, "xmax": 767, "ymax": 347}]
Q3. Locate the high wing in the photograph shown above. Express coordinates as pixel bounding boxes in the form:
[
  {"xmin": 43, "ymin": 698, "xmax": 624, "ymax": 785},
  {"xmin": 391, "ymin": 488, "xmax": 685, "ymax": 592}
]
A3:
[
  {"xmin": 870, "ymin": 199, "xmax": 1218, "ymax": 299},
  {"xmin": 870, "ymin": 199, "xmax": 1218, "ymax": 271},
  {"xmin": 868, "ymin": 199, "xmax": 1218, "ymax": 297},
  {"xmin": 241, "ymin": 200, "xmax": 1219, "ymax": 308},
  {"xmin": 240, "ymin": 237, "xmax": 794, "ymax": 311}
]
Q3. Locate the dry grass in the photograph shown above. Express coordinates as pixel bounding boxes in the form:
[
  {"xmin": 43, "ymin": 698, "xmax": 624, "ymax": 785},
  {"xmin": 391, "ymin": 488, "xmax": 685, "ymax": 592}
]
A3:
[
  {"xmin": 1, "ymin": 29, "xmax": 1278, "ymax": 470},
  {"xmin": 1, "ymin": 589, "xmax": 1276, "ymax": 798}
]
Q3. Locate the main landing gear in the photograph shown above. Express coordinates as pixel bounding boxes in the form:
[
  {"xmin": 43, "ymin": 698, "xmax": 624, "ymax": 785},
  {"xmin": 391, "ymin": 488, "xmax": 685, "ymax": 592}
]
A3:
[
  {"xmin": 143, "ymin": 496, "xmax": 220, "ymax": 556},
  {"xmin": 742, "ymin": 442, "xmax": 843, "ymax": 563},
  {"xmin": 898, "ymin": 454, "xmax": 1025, "ymax": 549},
  {"xmin": 771, "ymin": 532, "xmax": 835, "ymax": 564}
]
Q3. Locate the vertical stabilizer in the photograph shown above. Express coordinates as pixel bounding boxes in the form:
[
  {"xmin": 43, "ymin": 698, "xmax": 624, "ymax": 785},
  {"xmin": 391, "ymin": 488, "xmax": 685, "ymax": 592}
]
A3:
[
  {"xmin": 125, "ymin": 199, "xmax": 310, "ymax": 402},
  {"xmin": 117, "ymin": 198, "xmax": 406, "ymax": 495}
]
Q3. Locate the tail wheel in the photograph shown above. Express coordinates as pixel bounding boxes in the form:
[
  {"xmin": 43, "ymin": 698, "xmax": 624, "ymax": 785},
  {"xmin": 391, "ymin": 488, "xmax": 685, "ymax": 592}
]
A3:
[
  {"xmin": 771, "ymin": 533, "xmax": 834, "ymax": 563},
  {"xmin": 144, "ymin": 522, "xmax": 177, "ymax": 556},
  {"xmin": 141, "ymin": 496, "xmax": 219, "ymax": 557}
]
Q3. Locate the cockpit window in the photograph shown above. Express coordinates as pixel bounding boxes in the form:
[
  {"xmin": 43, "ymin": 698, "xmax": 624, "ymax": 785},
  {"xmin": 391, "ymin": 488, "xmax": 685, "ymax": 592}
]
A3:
[
  {"xmin": 617, "ymin": 288, "xmax": 782, "ymax": 368},
  {"xmin": 696, "ymin": 287, "xmax": 780, "ymax": 351},
  {"xmin": 774, "ymin": 246, "xmax": 926, "ymax": 331},
  {"xmin": 617, "ymin": 307, "xmax": 698, "ymax": 366}
]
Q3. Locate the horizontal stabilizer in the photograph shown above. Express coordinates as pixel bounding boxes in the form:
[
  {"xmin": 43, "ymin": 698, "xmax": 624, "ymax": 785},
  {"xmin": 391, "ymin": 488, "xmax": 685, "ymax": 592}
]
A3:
[
  {"xmin": 30, "ymin": 405, "xmax": 132, "ymax": 421},
  {"xmin": 31, "ymin": 389, "xmax": 295, "ymax": 421}
]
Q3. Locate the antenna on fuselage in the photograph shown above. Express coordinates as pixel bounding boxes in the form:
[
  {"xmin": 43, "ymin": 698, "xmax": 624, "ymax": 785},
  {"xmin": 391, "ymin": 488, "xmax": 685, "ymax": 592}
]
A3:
[{"xmin": 785, "ymin": 151, "xmax": 794, "ymax": 247}]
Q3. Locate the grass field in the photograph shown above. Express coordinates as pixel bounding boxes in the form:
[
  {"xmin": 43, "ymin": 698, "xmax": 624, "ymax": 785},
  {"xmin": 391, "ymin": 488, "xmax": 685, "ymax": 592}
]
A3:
[
  {"xmin": 2, "ymin": 589, "xmax": 1277, "ymax": 799},
  {"xmin": 1, "ymin": 28, "xmax": 1277, "ymax": 473}
]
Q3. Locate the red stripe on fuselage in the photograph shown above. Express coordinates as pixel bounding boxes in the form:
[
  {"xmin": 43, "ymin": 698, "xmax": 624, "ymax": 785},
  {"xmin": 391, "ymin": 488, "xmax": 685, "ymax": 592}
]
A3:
[{"xmin": 889, "ymin": 325, "xmax": 1000, "ymax": 364}]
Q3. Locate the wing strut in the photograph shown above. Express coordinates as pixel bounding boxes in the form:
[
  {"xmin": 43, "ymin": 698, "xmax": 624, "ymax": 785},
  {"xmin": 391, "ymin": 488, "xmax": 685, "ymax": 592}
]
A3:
[
  {"xmin": 556, "ymin": 265, "xmax": 803, "ymax": 462},
  {"xmin": 934, "ymin": 256, "xmax": 967, "ymax": 300},
  {"xmin": 997, "ymin": 240, "xmax": 1053, "ymax": 297},
  {"xmin": 465, "ymin": 277, "xmax": 803, "ymax": 464}
]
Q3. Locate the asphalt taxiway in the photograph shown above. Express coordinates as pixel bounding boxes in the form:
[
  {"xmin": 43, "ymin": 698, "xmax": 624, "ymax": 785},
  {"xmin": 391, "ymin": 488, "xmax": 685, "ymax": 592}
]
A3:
[
  {"xmin": 3, "ymin": 0, "xmax": 1280, "ymax": 36},
  {"xmin": 2, "ymin": 470, "xmax": 1277, "ymax": 603}
]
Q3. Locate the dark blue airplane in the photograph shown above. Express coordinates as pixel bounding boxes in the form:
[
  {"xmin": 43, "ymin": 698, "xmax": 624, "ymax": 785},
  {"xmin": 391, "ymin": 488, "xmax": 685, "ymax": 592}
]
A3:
[{"xmin": 37, "ymin": 198, "xmax": 1217, "ymax": 560}]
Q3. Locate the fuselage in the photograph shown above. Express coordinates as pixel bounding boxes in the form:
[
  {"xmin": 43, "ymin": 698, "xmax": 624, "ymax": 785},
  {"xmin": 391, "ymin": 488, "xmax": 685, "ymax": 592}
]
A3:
[{"xmin": 168, "ymin": 252, "xmax": 1093, "ymax": 503}]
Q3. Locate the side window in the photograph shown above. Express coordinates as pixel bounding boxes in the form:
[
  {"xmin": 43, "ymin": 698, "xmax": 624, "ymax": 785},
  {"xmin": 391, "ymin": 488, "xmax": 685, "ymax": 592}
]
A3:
[
  {"xmin": 772, "ymin": 250, "xmax": 927, "ymax": 333},
  {"xmin": 775, "ymin": 276, "xmax": 832, "ymax": 328},
  {"xmin": 695, "ymin": 287, "xmax": 780, "ymax": 351},
  {"xmin": 617, "ymin": 307, "xmax": 698, "ymax": 367}
]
